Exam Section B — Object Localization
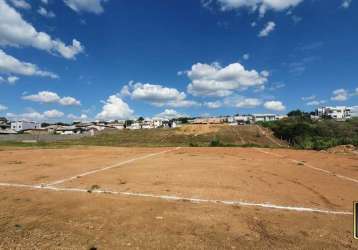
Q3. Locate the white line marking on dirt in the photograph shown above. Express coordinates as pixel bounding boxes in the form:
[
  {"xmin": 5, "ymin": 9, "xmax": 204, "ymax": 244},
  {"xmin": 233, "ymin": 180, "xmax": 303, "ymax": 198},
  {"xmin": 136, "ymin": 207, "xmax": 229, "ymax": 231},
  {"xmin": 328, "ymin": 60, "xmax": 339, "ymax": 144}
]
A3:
[
  {"xmin": 0, "ymin": 182, "xmax": 352, "ymax": 215},
  {"xmin": 46, "ymin": 147, "xmax": 181, "ymax": 186},
  {"xmin": 255, "ymin": 148, "xmax": 358, "ymax": 184}
]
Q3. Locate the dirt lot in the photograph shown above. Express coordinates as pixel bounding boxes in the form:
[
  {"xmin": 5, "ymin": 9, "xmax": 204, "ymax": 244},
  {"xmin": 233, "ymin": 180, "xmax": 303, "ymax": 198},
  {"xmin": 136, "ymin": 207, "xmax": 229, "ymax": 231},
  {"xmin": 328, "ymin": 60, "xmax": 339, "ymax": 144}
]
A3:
[{"xmin": 0, "ymin": 146, "xmax": 357, "ymax": 249}]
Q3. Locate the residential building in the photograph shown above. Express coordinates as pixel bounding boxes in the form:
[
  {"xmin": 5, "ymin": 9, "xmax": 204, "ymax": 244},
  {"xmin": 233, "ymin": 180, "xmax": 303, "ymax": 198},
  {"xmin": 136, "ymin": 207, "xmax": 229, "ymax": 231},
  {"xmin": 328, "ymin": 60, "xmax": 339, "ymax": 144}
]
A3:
[
  {"xmin": 316, "ymin": 106, "xmax": 352, "ymax": 121},
  {"xmin": 11, "ymin": 121, "xmax": 41, "ymax": 132}
]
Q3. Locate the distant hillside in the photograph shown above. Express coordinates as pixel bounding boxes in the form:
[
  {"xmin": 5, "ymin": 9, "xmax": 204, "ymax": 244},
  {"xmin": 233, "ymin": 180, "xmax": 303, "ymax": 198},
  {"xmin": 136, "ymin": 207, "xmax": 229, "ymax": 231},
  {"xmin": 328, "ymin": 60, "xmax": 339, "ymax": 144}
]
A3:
[{"xmin": 58, "ymin": 124, "xmax": 287, "ymax": 147}]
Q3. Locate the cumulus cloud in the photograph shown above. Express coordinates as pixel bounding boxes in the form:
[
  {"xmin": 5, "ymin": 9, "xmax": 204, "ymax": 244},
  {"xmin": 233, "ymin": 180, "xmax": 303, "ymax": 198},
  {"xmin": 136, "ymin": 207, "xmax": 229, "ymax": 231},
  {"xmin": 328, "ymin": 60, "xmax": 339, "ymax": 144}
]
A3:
[
  {"xmin": 215, "ymin": 0, "xmax": 303, "ymax": 15},
  {"xmin": 306, "ymin": 100, "xmax": 325, "ymax": 106},
  {"xmin": 204, "ymin": 101, "xmax": 222, "ymax": 109},
  {"xmin": 6, "ymin": 109, "xmax": 64, "ymax": 120},
  {"xmin": 22, "ymin": 91, "xmax": 81, "ymax": 106},
  {"xmin": 224, "ymin": 95, "xmax": 262, "ymax": 108},
  {"xmin": 301, "ymin": 95, "xmax": 316, "ymax": 101},
  {"xmin": 258, "ymin": 21, "xmax": 276, "ymax": 37},
  {"xmin": 0, "ymin": 0, "xmax": 84, "ymax": 59},
  {"xmin": 0, "ymin": 104, "xmax": 8, "ymax": 112},
  {"xmin": 38, "ymin": 7, "xmax": 55, "ymax": 18},
  {"xmin": 184, "ymin": 62, "xmax": 269, "ymax": 97},
  {"xmin": 154, "ymin": 109, "xmax": 187, "ymax": 120},
  {"xmin": 9, "ymin": 0, "xmax": 30, "ymax": 9},
  {"xmin": 331, "ymin": 89, "xmax": 348, "ymax": 101},
  {"xmin": 7, "ymin": 76, "xmax": 19, "ymax": 84},
  {"xmin": 43, "ymin": 109, "xmax": 64, "ymax": 118},
  {"xmin": 58, "ymin": 96, "xmax": 81, "ymax": 106},
  {"xmin": 68, "ymin": 113, "xmax": 88, "ymax": 121},
  {"xmin": 264, "ymin": 100, "xmax": 286, "ymax": 111},
  {"xmin": 64, "ymin": 0, "xmax": 107, "ymax": 14},
  {"xmin": 0, "ymin": 75, "xmax": 19, "ymax": 84},
  {"xmin": 96, "ymin": 95, "xmax": 134, "ymax": 120},
  {"xmin": 0, "ymin": 50, "xmax": 58, "ymax": 78},
  {"xmin": 121, "ymin": 81, "xmax": 199, "ymax": 108},
  {"xmin": 342, "ymin": 0, "xmax": 352, "ymax": 8}
]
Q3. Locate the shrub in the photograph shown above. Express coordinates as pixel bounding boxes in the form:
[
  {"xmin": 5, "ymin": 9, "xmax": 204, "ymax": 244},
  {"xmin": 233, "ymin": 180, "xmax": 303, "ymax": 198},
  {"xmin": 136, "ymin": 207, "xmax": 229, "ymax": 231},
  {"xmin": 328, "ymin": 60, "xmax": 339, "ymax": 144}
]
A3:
[{"xmin": 209, "ymin": 137, "xmax": 222, "ymax": 147}]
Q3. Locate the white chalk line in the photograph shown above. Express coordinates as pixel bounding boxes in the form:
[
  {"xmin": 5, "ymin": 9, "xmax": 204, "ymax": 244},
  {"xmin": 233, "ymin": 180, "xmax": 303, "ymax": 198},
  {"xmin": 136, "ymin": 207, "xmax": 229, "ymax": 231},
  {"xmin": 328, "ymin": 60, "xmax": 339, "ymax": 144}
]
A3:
[
  {"xmin": 45, "ymin": 147, "xmax": 181, "ymax": 186},
  {"xmin": 0, "ymin": 182, "xmax": 352, "ymax": 215},
  {"xmin": 255, "ymin": 148, "xmax": 358, "ymax": 184}
]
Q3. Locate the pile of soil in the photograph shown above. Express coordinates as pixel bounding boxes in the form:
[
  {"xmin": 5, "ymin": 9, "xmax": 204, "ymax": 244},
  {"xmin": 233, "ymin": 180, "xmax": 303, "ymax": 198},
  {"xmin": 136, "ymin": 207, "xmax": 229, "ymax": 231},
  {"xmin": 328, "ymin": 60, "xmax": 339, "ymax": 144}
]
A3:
[
  {"xmin": 175, "ymin": 124, "xmax": 223, "ymax": 136},
  {"xmin": 327, "ymin": 144, "xmax": 358, "ymax": 154}
]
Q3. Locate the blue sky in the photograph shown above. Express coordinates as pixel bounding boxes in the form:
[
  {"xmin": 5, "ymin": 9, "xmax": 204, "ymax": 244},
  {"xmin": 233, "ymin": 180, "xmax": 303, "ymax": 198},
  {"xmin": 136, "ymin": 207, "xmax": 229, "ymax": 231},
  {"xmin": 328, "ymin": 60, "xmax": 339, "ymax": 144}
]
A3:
[{"xmin": 0, "ymin": 0, "xmax": 357, "ymax": 121}]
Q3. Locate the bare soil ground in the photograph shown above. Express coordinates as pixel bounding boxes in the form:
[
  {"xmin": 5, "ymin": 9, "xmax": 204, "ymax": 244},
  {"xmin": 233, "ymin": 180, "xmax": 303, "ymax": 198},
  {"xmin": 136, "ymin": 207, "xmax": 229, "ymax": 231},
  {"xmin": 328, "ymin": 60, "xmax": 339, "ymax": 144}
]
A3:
[{"xmin": 0, "ymin": 146, "xmax": 357, "ymax": 249}]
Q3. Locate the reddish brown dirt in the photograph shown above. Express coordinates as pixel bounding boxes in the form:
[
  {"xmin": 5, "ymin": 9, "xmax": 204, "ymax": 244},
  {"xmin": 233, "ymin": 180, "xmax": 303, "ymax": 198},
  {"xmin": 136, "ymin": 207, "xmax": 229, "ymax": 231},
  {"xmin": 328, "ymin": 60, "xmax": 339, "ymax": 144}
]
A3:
[{"xmin": 0, "ymin": 146, "xmax": 357, "ymax": 249}]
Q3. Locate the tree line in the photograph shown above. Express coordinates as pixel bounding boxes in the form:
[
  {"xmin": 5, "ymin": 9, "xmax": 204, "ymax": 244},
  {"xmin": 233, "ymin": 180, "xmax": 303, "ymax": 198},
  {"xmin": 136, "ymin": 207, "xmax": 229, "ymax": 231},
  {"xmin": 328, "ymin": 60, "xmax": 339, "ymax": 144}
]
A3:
[{"xmin": 260, "ymin": 110, "xmax": 358, "ymax": 150}]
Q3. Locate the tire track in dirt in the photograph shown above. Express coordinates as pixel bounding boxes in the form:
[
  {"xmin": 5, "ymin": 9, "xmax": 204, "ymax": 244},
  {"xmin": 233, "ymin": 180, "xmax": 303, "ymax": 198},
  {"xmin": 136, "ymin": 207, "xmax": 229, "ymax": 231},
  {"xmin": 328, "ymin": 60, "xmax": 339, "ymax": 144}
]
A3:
[{"xmin": 258, "ymin": 170, "xmax": 340, "ymax": 209}]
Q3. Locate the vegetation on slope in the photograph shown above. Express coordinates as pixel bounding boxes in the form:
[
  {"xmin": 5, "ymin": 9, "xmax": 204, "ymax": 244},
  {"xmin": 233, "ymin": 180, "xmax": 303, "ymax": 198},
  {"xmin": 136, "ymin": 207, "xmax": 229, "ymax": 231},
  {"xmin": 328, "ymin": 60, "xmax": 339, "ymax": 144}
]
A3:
[
  {"xmin": 260, "ymin": 110, "xmax": 358, "ymax": 150},
  {"xmin": 0, "ymin": 125, "xmax": 286, "ymax": 148}
]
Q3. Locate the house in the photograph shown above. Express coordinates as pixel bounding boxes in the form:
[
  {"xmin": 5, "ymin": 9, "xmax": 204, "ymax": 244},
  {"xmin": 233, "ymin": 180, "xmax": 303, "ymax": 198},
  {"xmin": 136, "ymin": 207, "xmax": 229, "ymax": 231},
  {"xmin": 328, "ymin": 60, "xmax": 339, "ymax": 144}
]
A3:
[
  {"xmin": 128, "ymin": 122, "xmax": 141, "ymax": 130},
  {"xmin": 55, "ymin": 126, "xmax": 83, "ymax": 135},
  {"xmin": 11, "ymin": 121, "xmax": 41, "ymax": 132},
  {"xmin": 252, "ymin": 114, "xmax": 279, "ymax": 123},
  {"xmin": 316, "ymin": 106, "xmax": 352, "ymax": 121},
  {"xmin": 234, "ymin": 115, "xmax": 253, "ymax": 124}
]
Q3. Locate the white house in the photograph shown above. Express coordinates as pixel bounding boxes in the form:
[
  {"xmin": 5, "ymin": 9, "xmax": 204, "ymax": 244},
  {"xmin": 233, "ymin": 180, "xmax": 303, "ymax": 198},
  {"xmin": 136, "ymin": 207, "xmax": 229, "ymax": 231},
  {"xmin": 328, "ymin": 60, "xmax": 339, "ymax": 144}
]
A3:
[
  {"xmin": 316, "ymin": 106, "xmax": 352, "ymax": 121},
  {"xmin": 11, "ymin": 121, "xmax": 41, "ymax": 132}
]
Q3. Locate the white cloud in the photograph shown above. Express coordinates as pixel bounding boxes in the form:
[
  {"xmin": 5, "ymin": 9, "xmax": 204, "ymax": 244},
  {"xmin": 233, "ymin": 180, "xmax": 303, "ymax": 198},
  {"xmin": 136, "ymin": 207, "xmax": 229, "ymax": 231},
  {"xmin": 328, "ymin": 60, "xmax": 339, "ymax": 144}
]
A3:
[
  {"xmin": 0, "ymin": 75, "xmax": 19, "ymax": 84},
  {"xmin": 185, "ymin": 62, "xmax": 268, "ymax": 97},
  {"xmin": 23, "ymin": 91, "xmax": 60, "ymax": 103},
  {"xmin": 43, "ymin": 109, "xmax": 64, "ymax": 118},
  {"xmin": 215, "ymin": 0, "xmax": 303, "ymax": 15},
  {"xmin": 0, "ymin": 104, "xmax": 8, "ymax": 112},
  {"xmin": 331, "ymin": 89, "xmax": 348, "ymax": 101},
  {"xmin": 9, "ymin": 0, "xmax": 30, "ymax": 9},
  {"xmin": 306, "ymin": 100, "xmax": 325, "ymax": 106},
  {"xmin": 38, "ymin": 7, "xmax": 55, "ymax": 18},
  {"xmin": 342, "ymin": 0, "xmax": 352, "ymax": 8},
  {"xmin": 224, "ymin": 95, "xmax": 262, "ymax": 108},
  {"xmin": 22, "ymin": 91, "xmax": 81, "ymax": 106},
  {"xmin": 264, "ymin": 100, "xmax": 286, "ymax": 111},
  {"xmin": 64, "ymin": 0, "xmax": 107, "ymax": 14},
  {"xmin": 6, "ymin": 109, "xmax": 64, "ymax": 121},
  {"xmin": 242, "ymin": 53, "xmax": 250, "ymax": 60},
  {"xmin": 58, "ymin": 96, "xmax": 81, "ymax": 106},
  {"xmin": 68, "ymin": 113, "xmax": 88, "ymax": 121},
  {"xmin": 121, "ymin": 81, "xmax": 199, "ymax": 108},
  {"xmin": 96, "ymin": 95, "xmax": 134, "ymax": 120},
  {"xmin": 41, "ymin": 0, "xmax": 48, "ymax": 4},
  {"xmin": 7, "ymin": 76, "xmax": 19, "ymax": 84},
  {"xmin": 204, "ymin": 101, "xmax": 222, "ymax": 109},
  {"xmin": 301, "ymin": 95, "xmax": 316, "ymax": 101},
  {"xmin": 258, "ymin": 21, "xmax": 276, "ymax": 37},
  {"xmin": 0, "ymin": 0, "xmax": 84, "ymax": 59},
  {"xmin": 154, "ymin": 109, "xmax": 186, "ymax": 120},
  {"xmin": 0, "ymin": 50, "xmax": 58, "ymax": 78}
]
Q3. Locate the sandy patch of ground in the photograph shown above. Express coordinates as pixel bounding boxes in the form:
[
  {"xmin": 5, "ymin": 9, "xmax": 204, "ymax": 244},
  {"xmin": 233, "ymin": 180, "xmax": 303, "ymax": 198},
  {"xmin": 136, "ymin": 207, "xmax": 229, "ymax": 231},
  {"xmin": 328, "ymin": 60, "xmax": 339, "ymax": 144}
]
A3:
[
  {"xmin": 0, "ymin": 146, "xmax": 357, "ymax": 249},
  {"xmin": 175, "ymin": 124, "xmax": 223, "ymax": 136}
]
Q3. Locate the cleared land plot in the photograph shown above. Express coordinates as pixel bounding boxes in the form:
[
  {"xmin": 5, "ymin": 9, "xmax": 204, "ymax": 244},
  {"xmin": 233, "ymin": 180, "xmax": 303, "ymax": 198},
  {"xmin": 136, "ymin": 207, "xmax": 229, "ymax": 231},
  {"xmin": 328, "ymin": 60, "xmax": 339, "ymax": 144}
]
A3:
[
  {"xmin": 57, "ymin": 147, "xmax": 358, "ymax": 211},
  {"xmin": 0, "ymin": 147, "xmax": 172, "ymax": 185},
  {"xmin": 0, "ymin": 146, "xmax": 357, "ymax": 249}
]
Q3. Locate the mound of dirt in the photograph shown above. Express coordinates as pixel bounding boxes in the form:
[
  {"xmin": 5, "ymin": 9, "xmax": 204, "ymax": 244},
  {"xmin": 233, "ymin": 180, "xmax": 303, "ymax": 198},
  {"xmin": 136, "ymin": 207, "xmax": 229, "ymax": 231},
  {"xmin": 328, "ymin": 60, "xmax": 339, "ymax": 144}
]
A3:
[
  {"xmin": 176, "ymin": 124, "xmax": 224, "ymax": 136},
  {"xmin": 327, "ymin": 145, "xmax": 358, "ymax": 154}
]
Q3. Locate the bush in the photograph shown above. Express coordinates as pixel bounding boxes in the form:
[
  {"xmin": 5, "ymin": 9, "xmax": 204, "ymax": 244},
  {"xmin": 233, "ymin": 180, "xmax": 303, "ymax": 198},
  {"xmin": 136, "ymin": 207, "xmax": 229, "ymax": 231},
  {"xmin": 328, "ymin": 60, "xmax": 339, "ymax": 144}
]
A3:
[
  {"xmin": 209, "ymin": 137, "xmax": 222, "ymax": 147},
  {"xmin": 261, "ymin": 115, "xmax": 358, "ymax": 150}
]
